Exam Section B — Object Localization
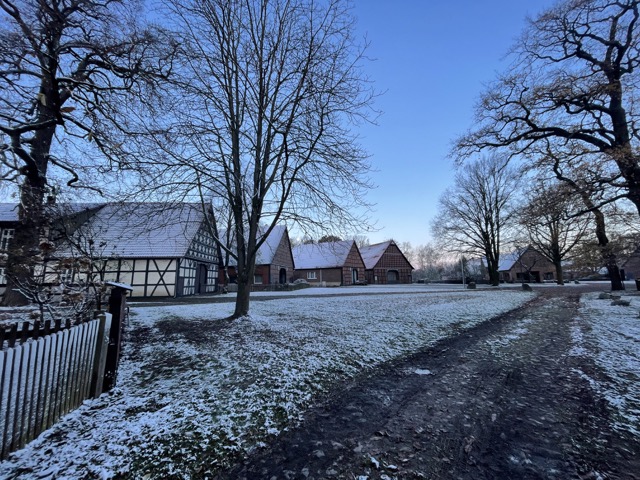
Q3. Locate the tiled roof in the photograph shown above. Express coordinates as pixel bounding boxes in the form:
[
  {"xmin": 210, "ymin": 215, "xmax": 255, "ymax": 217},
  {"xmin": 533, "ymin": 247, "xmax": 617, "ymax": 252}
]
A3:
[
  {"xmin": 292, "ymin": 240, "xmax": 356, "ymax": 269},
  {"xmin": 56, "ymin": 203, "xmax": 207, "ymax": 258},
  {"xmin": 359, "ymin": 241, "xmax": 392, "ymax": 269}
]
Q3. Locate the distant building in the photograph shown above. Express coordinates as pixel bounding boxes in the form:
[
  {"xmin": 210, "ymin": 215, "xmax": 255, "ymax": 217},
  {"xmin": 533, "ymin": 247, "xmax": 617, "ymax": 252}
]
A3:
[
  {"xmin": 360, "ymin": 241, "xmax": 413, "ymax": 284},
  {"xmin": 221, "ymin": 225, "xmax": 295, "ymax": 289},
  {"xmin": 496, "ymin": 246, "xmax": 556, "ymax": 283},
  {"xmin": 292, "ymin": 240, "xmax": 365, "ymax": 286}
]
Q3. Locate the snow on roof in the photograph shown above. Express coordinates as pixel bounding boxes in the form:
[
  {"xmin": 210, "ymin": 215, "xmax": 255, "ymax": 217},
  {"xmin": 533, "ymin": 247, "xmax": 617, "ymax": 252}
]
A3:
[
  {"xmin": 57, "ymin": 203, "xmax": 207, "ymax": 258},
  {"xmin": 0, "ymin": 203, "xmax": 19, "ymax": 222},
  {"xmin": 359, "ymin": 241, "xmax": 392, "ymax": 269},
  {"xmin": 292, "ymin": 240, "xmax": 355, "ymax": 269},
  {"xmin": 255, "ymin": 225, "xmax": 287, "ymax": 265},
  {"xmin": 497, "ymin": 248, "xmax": 528, "ymax": 271}
]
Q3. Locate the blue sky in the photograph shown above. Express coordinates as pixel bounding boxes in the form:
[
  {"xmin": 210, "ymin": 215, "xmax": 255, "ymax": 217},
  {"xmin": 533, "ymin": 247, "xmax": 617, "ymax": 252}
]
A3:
[{"xmin": 352, "ymin": 1, "xmax": 558, "ymax": 246}]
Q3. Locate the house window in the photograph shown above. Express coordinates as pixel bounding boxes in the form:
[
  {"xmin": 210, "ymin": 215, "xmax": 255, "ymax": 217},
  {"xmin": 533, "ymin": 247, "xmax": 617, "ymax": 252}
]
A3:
[
  {"xmin": 0, "ymin": 267, "xmax": 5, "ymax": 285},
  {"xmin": 60, "ymin": 268, "xmax": 75, "ymax": 284},
  {"xmin": 254, "ymin": 274, "xmax": 263, "ymax": 284},
  {"xmin": 307, "ymin": 271, "xmax": 317, "ymax": 280},
  {"xmin": 0, "ymin": 229, "xmax": 14, "ymax": 251}
]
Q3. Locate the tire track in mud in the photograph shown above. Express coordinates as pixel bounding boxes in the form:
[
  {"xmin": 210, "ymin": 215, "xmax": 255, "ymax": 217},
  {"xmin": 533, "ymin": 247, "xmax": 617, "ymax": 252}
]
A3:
[{"xmin": 220, "ymin": 287, "xmax": 640, "ymax": 480}]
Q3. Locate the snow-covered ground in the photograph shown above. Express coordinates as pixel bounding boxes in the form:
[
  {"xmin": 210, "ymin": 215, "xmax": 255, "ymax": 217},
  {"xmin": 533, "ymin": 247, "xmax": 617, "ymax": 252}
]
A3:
[
  {"xmin": 0, "ymin": 288, "xmax": 533, "ymax": 479},
  {"xmin": 572, "ymin": 292, "xmax": 640, "ymax": 437}
]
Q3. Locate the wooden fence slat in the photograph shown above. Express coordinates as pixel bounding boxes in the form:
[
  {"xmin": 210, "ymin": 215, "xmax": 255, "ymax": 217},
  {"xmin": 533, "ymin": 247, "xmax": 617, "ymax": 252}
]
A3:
[
  {"xmin": 29, "ymin": 338, "xmax": 46, "ymax": 441},
  {"xmin": 0, "ymin": 349, "xmax": 11, "ymax": 458},
  {"xmin": 18, "ymin": 341, "xmax": 38, "ymax": 449},
  {"xmin": 13, "ymin": 342, "xmax": 31, "ymax": 451},
  {"xmin": 4, "ymin": 345, "xmax": 21, "ymax": 455},
  {"xmin": 85, "ymin": 320, "xmax": 100, "ymax": 398},
  {"xmin": 54, "ymin": 329, "xmax": 70, "ymax": 423},
  {"xmin": 77, "ymin": 322, "xmax": 94, "ymax": 404},
  {"xmin": 67, "ymin": 326, "xmax": 81, "ymax": 414},
  {"xmin": 41, "ymin": 333, "xmax": 56, "ymax": 431},
  {"xmin": 77, "ymin": 323, "xmax": 91, "ymax": 407},
  {"xmin": 47, "ymin": 331, "xmax": 64, "ymax": 430}
]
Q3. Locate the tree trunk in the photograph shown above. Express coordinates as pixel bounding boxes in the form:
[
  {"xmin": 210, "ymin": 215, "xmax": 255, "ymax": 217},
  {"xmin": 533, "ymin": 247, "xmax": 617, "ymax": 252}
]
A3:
[
  {"xmin": 2, "ymin": 178, "xmax": 47, "ymax": 306},
  {"xmin": 554, "ymin": 260, "xmax": 564, "ymax": 285},
  {"xmin": 233, "ymin": 278, "xmax": 251, "ymax": 318},
  {"xmin": 592, "ymin": 209, "xmax": 624, "ymax": 291}
]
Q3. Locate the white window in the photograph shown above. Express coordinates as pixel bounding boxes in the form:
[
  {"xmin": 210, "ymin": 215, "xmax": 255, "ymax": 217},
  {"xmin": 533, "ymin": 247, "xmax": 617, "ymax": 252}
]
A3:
[
  {"xmin": 307, "ymin": 271, "xmax": 317, "ymax": 280},
  {"xmin": 254, "ymin": 274, "xmax": 263, "ymax": 284},
  {"xmin": 0, "ymin": 229, "xmax": 14, "ymax": 251}
]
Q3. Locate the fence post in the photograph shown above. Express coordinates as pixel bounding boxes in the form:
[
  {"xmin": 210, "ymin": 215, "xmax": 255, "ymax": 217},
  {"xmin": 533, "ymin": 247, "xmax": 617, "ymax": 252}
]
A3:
[
  {"xmin": 102, "ymin": 283, "xmax": 132, "ymax": 393},
  {"xmin": 90, "ymin": 313, "xmax": 112, "ymax": 398}
]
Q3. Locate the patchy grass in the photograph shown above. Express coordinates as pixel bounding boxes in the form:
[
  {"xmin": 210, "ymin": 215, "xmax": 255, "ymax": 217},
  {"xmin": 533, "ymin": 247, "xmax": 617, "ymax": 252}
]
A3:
[{"xmin": 0, "ymin": 289, "xmax": 534, "ymax": 479}]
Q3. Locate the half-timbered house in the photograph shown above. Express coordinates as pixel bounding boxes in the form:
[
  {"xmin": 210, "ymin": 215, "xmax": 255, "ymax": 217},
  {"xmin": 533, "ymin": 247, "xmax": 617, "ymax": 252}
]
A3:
[
  {"xmin": 360, "ymin": 241, "xmax": 414, "ymax": 284},
  {"xmin": 292, "ymin": 240, "xmax": 365, "ymax": 286},
  {"xmin": 1, "ymin": 202, "xmax": 219, "ymax": 298}
]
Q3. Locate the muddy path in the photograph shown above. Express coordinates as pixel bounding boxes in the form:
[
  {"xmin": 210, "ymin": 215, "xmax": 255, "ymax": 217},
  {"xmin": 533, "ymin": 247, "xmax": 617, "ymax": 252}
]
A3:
[{"xmin": 220, "ymin": 287, "xmax": 640, "ymax": 479}]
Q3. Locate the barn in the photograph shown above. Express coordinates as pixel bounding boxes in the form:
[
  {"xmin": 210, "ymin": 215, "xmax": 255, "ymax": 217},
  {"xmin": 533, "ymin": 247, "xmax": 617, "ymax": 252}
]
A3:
[
  {"xmin": 360, "ymin": 241, "xmax": 414, "ymax": 284},
  {"xmin": 292, "ymin": 240, "xmax": 365, "ymax": 286}
]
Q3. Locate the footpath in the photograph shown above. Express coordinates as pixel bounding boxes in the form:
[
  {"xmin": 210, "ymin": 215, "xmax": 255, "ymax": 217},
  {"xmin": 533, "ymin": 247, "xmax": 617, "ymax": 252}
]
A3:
[{"xmin": 221, "ymin": 286, "xmax": 640, "ymax": 479}]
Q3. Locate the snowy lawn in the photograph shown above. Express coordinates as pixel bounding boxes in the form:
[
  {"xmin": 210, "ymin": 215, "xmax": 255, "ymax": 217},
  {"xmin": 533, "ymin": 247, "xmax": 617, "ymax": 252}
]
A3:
[
  {"xmin": 0, "ymin": 289, "xmax": 533, "ymax": 479},
  {"xmin": 573, "ymin": 292, "xmax": 640, "ymax": 437}
]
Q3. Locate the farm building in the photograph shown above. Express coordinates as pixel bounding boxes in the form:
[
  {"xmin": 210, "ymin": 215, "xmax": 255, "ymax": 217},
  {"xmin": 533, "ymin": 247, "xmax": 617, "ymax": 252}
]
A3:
[
  {"xmin": 220, "ymin": 225, "xmax": 295, "ymax": 289},
  {"xmin": 0, "ymin": 202, "xmax": 219, "ymax": 298},
  {"xmin": 360, "ymin": 241, "xmax": 414, "ymax": 284},
  {"xmin": 292, "ymin": 240, "xmax": 365, "ymax": 286},
  {"xmin": 497, "ymin": 246, "xmax": 556, "ymax": 283}
]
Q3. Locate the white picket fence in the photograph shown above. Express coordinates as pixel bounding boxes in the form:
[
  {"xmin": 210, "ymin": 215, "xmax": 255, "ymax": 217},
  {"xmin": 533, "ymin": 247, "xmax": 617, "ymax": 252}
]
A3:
[{"xmin": 0, "ymin": 313, "xmax": 112, "ymax": 459}]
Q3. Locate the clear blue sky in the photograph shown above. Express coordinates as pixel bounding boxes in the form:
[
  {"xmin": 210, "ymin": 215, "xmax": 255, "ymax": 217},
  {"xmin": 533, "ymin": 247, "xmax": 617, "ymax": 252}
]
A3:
[{"xmin": 352, "ymin": 0, "xmax": 558, "ymax": 246}]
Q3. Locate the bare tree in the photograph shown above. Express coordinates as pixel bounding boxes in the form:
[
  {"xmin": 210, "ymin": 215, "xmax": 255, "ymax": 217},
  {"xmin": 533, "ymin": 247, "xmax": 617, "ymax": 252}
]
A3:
[
  {"xmin": 431, "ymin": 155, "xmax": 521, "ymax": 286},
  {"xmin": 0, "ymin": 0, "xmax": 175, "ymax": 305},
  {"xmin": 454, "ymin": 0, "xmax": 640, "ymax": 217},
  {"xmin": 518, "ymin": 181, "xmax": 591, "ymax": 285},
  {"xmin": 136, "ymin": 0, "xmax": 375, "ymax": 318}
]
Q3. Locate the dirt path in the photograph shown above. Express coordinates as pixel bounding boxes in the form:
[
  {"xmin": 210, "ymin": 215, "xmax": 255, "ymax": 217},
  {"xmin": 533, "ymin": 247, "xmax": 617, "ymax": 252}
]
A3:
[{"xmin": 220, "ymin": 287, "xmax": 640, "ymax": 479}]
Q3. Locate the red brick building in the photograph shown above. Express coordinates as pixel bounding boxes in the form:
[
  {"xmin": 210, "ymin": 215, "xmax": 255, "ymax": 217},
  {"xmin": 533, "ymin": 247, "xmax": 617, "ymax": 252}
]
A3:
[
  {"xmin": 292, "ymin": 240, "xmax": 365, "ymax": 286},
  {"xmin": 497, "ymin": 246, "xmax": 556, "ymax": 283},
  {"xmin": 222, "ymin": 225, "xmax": 295, "ymax": 289},
  {"xmin": 360, "ymin": 241, "xmax": 414, "ymax": 284}
]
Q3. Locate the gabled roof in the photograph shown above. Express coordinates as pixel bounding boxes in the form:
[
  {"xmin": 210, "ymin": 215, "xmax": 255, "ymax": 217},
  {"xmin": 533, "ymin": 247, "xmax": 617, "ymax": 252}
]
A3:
[
  {"xmin": 359, "ymin": 241, "xmax": 391, "ymax": 269},
  {"xmin": 0, "ymin": 203, "xmax": 19, "ymax": 222},
  {"xmin": 496, "ymin": 247, "xmax": 531, "ymax": 271},
  {"xmin": 292, "ymin": 240, "xmax": 357, "ymax": 269},
  {"xmin": 56, "ymin": 203, "xmax": 208, "ymax": 258},
  {"xmin": 255, "ymin": 224, "xmax": 288, "ymax": 265}
]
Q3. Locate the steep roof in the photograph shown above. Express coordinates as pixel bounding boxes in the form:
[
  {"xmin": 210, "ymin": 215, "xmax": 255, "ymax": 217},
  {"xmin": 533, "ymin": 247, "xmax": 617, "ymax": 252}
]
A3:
[
  {"xmin": 0, "ymin": 203, "xmax": 19, "ymax": 222},
  {"xmin": 255, "ymin": 224, "xmax": 288, "ymax": 265},
  {"xmin": 292, "ymin": 240, "xmax": 356, "ymax": 269},
  {"xmin": 359, "ymin": 241, "xmax": 392, "ymax": 269},
  {"xmin": 56, "ymin": 203, "xmax": 207, "ymax": 258},
  {"xmin": 497, "ymin": 247, "xmax": 529, "ymax": 271}
]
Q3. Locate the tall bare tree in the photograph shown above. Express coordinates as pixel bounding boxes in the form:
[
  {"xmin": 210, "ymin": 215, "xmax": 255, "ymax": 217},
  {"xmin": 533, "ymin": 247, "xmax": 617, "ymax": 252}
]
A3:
[
  {"xmin": 135, "ymin": 0, "xmax": 375, "ymax": 318},
  {"xmin": 518, "ymin": 181, "xmax": 591, "ymax": 285},
  {"xmin": 0, "ymin": 0, "xmax": 174, "ymax": 305},
  {"xmin": 431, "ymin": 155, "xmax": 520, "ymax": 286},
  {"xmin": 454, "ymin": 0, "xmax": 640, "ymax": 217}
]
